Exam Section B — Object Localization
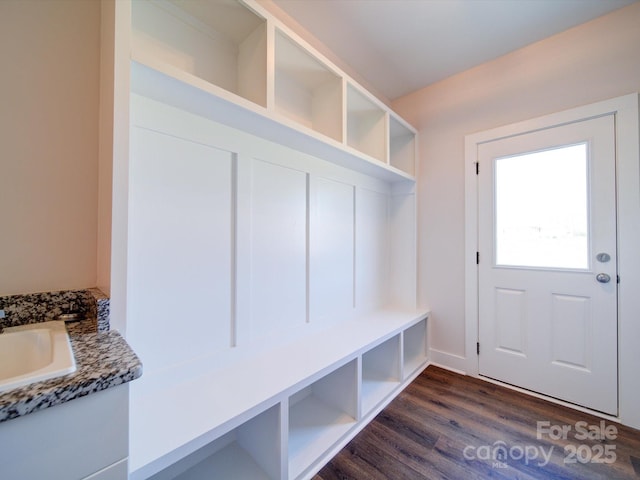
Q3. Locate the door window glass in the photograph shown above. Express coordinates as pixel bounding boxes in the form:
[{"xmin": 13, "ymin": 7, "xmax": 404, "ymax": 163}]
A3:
[{"xmin": 495, "ymin": 143, "xmax": 589, "ymax": 269}]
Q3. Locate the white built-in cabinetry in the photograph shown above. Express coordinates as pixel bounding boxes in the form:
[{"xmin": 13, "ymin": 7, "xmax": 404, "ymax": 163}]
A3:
[
  {"xmin": 139, "ymin": 316, "xmax": 428, "ymax": 480},
  {"xmin": 104, "ymin": 0, "xmax": 428, "ymax": 479},
  {"xmin": 128, "ymin": 0, "xmax": 417, "ymax": 180}
]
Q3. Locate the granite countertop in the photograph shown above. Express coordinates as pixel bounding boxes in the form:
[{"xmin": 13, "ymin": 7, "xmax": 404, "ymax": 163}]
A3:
[{"xmin": 0, "ymin": 320, "xmax": 142, "ymax": 423}]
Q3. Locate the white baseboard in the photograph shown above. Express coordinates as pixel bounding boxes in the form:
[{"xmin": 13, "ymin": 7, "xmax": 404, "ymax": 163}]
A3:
[{"xmin": 428, "ymin": 348, "xmax": 470, "ymax": 374}]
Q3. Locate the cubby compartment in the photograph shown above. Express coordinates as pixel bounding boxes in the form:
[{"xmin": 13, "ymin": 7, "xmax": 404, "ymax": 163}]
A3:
[
  {"xmin": 403, "ymin": 319, "xmax": 428, "ymax": 378},
  {"xmin": 274, "ymin": 29, "xmax": 343, "ymax": 142},
  {"xmin": 149, "ymin": 405, "xmax": 281, "ymax": 480},
  {"xmin": 389, "ymin": 114, "xmax": 416, "ymax": 176},
  {"xmin": 361, "ymin": 335, "xmax": 401, "ymax": 415},
  {"xmin": 347, "ymin": 83, "xmax": 387, "ymax": 163},
  {"xmin": 131, "ymin": 0, "xmax": 268, "ymax": 107},
  {"xmin": 288, "ymin": 360, "xmax": 358, "ymax": 479}
]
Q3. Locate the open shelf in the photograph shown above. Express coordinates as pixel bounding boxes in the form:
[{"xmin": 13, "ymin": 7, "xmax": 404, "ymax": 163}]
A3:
[
  {"xmin": 130, "ymin": 310, "xmax": 429, "ymax": 479},
  {"xmin": 347, "ymin": 83, "xmax": 387, "ymax": 163},
  {"xmin": 274, "ymin": 29, "xmax": 343, "ymax": 142},
  {"xmin": 389, "ymin": 114, "xmax": 416, "ymax": 176},
  {"xmin": 403, "ymin": 319, "xmax": 428, "ymax": 378},
  {"xmin": 131, "ymin": 63, "xmax": 415, "ymax": 183},
  {"xmin": 288, "ymin": 360, "xmax": 358, "ymax": 479},
  {"xmin": 129, "ymin": 0, "xmax": 418, "ymax": 185},
  {"xmin": 131, "ymin": 0, "xmax": 267, "ymax": 107},
  {"xmin": 362, "ymin": 335, "xmax": 401, "ymax": 415},
  {"xmin": 149, "ymin": 405, "xmax": 281, "ymax": 480}
]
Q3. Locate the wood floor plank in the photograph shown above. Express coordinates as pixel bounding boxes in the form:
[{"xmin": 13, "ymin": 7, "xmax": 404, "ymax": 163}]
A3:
[{"xmin": 314, "ymin": 366, "xmax": 640, "ymax": 480}]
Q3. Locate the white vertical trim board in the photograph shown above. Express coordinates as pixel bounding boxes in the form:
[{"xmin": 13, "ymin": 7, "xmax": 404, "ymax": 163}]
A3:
[
  {"xmin": 229, "ymin": 154, "xmax": 239, "ymax": 348},
  {"xmin": 464, "ymin": 93, "xmax": 640, "ymax": 429},
  {"xmin": 235, "ymin": 154, "xmax": 253, "ymax": 349},
  {"xmin": 108, "ymin": 0, "xmax": 132, "ymax": 335},
  {"xmin": 613, "ymin": 94, "xmax": 640, "ymax": 429},
  {"xmin": 306, "ymin": 172, "xmax": 311, "ymax": 324}
]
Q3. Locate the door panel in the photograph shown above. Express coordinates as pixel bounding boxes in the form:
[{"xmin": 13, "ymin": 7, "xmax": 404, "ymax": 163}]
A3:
[
  {"xmin": 551, "ymin": 294, "xmax": 590, "ymax": 370},
  {"xmin": 495, "ymin": 288, "xmax": 527, "ymax": 356},
  {"xmin": 478, "ymin": 114, "xmax": 617, "ymax": 415}
]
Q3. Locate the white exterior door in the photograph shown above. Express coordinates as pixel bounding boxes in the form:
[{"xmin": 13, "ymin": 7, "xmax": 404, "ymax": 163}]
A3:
[{"xmin": 477, "ymin": 114, "xmax": 618, "ymax": 415}]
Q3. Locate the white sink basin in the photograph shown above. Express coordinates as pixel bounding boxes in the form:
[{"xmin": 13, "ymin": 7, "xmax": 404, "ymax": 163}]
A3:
[{"xmin": 0, "ymin": 321, "xmax": 76, "ymax": 393}]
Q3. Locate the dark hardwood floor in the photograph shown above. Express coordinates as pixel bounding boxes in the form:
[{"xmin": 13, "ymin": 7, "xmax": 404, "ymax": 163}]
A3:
[{"xmin": 315, "ymin": 366, "xmax": 640, "ymax": 480}]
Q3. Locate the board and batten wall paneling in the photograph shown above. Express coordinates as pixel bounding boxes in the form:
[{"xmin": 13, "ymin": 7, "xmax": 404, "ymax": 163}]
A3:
[
  {"xmin": 355, "ymin": 188, "xmax": 390, "ymax": 313},
  {"xmin": 128, "ymin": 94, "xmax": 407, "ymax": 378},
  {"xmin": 246, "ymin": 159, "xmax": 308, "ymax": 340},
  {"xmin": 389, "ymin": 185, "xmax": 417, "ymax": 310},
  {"xmin": 309, "ymin": 177, "xmax": 355, "ymax": 324},
  {"xmin": 128, "ymin": 127, "xmax": 234, "ymax": 374}
]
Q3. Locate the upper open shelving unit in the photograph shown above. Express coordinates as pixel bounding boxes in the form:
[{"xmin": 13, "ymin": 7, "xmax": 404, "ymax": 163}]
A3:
[
  {"xmin": 131, "ymin": 0, "xmax": 268, "ymax": 107},
  {"xmin": 130, "ymin": 0, "xmax": 417, "ymax": 183}
]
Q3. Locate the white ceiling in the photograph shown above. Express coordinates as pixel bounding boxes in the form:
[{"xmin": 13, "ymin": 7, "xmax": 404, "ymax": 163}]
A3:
[{"xmin": 272, "ymin": 0, "xmax": 637, "ymax": 100}]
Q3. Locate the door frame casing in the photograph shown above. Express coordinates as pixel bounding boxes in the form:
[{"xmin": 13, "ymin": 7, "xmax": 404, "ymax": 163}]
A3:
[{"xmin": 464, "ymin": 93, "xmax": 640, "ymax": 429}]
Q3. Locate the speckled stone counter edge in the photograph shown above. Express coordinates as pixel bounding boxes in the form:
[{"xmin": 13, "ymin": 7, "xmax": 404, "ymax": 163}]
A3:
[
  {"xmin": 0, "ymin": 323, "xmax": 142, "ymax": 422},
  {"xmin": 0, "ymin": 288, "xmax": 110, "ymax": 333},
  {"xmin": 88, "ymin": 288, "xmax": 110, "ymax": 332}
]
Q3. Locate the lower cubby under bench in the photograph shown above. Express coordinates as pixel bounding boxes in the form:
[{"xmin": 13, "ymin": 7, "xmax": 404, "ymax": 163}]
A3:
[{"xmin": 129, "ymin": 309, "xmax": 430, "ymax": 480}]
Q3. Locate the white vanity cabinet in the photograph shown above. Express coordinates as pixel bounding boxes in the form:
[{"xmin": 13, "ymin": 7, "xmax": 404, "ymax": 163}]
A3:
[
  {"xmin": 99, "ymin": 0, "xmax": 426, "ymax": 478},
  {"xmin": 0, "ymin": 384, "xmax": 129, "ymax": 480}
]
